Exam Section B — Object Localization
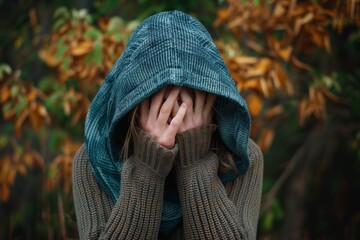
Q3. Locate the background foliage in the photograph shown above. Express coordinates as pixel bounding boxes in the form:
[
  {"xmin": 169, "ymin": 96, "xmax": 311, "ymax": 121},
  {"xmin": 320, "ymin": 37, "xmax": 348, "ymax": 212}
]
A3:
[{"xmin": 0, "ymin": 0, "xmax": 359, "ymax": 239}]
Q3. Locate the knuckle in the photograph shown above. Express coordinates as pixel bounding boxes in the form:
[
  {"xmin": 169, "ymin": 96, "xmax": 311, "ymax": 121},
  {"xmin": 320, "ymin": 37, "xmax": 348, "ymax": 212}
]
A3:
[{"xmin": 160, "ymin": 105, "xmax": 171, "ymax": 115}]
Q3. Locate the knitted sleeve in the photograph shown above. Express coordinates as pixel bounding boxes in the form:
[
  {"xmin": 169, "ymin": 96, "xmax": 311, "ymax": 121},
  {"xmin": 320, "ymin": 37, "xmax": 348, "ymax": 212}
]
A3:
[
  {"xmin": 72, "ymin": 130, "xmax": 178, "ymax": 239},
  {"xmin": 175, "ymin": 124, "xmax": 263, "ymax": 240}
]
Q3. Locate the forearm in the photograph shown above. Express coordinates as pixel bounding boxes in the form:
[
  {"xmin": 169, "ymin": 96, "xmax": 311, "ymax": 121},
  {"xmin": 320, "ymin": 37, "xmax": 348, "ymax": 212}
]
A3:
[
  {"xmin": 176, "ymin": 154, "xmax": 248, "ymax": 239},
  {"xmin": 174, "ymin": 125, "xmax": 260, "ymax": 239},
  {"xmin": 100, "ymin": 158, "xmax": 167, "ymax": 239},
  {"xmin": 73, "ymin": 130, "xmax": 177, "ymax": 240}
]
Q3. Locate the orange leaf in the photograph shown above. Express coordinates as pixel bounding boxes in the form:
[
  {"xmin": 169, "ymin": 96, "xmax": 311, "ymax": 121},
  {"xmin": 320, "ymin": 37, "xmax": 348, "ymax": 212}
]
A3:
[
  {"xmin": 214, "ymin": 8, "xmax": 229, "ymax": 27},
  {"xmin": 234, "ymin": 56, "xmax": 258, "ymax": 65},
  {"xmin": 14, "ymin": 108, "xmax": 30, "ymax": 136},
  {"xmin": 265, "ymin": 105, "xmax": 283, "ymax": 119},
  {"xmin": 278, "ymin": 45, "xmax": 292, "ymax": 61},
  {"xmin": 71, "ymin": 41, "xmax": 93, "ymax": 56},
  {"xmin": 243, "ymin": 78, "xmax": 262, "ymax": 92},
  {"xmin": 38, "ymin": 105, "xmax": 51, "ymax": 124},
  {"xmin": 291, "ymin": 56, "xmax": 312, "ymax": 71},
  {"xmin": 294, "ymin": 12, "xmax": 314, "ymax": 35},
  {"xmin": 0, "ymin": 184, "xmax": 10, "ymax": 202},
  {"xmin": 0, "ymin": 85, "xmax": 10, "ymax": 103},
  {"xmin": 63, "ymin": 99, "xmax": 71, "ymax": 115},
  {"xmin": 39, "ymin": 49, "xmax": 58, "ymax": 67},
  {"xmin": 258, "ymin": 128, "xmax": 275, "ymax": 152},
  {"xmin": 17, "ymin": 164, "xmax": 27, "ymax": 175},
  {"xmin": 247, "ymin": 94, "xmax": 263, "ymax": 117}
]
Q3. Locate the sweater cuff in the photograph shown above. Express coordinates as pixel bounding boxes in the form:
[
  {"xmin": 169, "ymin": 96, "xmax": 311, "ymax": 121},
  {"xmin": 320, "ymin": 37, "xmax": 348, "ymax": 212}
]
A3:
[
  {"xmin": 133, "ymin": 128, "xmax": 178, "ymax": 177},
  {"xmin": 175, "ymin": 124, "xmax": 217, "ymax": 167}
]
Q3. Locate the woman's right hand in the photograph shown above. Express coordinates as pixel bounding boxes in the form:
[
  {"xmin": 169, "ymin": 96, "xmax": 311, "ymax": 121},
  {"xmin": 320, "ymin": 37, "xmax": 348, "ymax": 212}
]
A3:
[{"xmin": 139, "ymin": 86, "xmax": 187, "ymax": 149}]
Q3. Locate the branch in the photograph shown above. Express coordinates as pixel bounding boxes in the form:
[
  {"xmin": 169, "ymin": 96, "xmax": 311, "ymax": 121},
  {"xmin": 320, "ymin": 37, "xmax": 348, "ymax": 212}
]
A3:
[{"xmin": 262, "ymin": 133, "xmax": 313, "ymax": 212}]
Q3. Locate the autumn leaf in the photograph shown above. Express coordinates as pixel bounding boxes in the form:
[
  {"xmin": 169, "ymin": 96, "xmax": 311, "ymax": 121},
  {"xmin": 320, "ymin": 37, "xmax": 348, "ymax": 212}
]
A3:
[
  {"xmin": 71, "ymin": 40, "xmax": 93, "ymax": 56},
  {"xmin": 247, "ymin": 93, "xmax": 263, "ymax": 117}
]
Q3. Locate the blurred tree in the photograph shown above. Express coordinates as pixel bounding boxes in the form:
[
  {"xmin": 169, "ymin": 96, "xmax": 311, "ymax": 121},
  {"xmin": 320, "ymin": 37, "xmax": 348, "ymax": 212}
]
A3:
[
  {"xmin": 0, "ymin": 0, "xmax": 359, "ymax": 239},
  {"xmin": 214, "ymin": 0, "xmax": 360, "ymax": 238}
]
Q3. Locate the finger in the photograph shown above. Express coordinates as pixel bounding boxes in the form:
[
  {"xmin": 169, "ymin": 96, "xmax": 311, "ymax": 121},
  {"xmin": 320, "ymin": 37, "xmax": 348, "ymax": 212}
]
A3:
[
  {"xmin": 172, "ymin": 99, "xmax": 180, "ymax": 118},
  {"xmin": 194, "ymin": 90, "xmax": 206, "ymax": 117},
  {"xmin": 203, "ymin": 93, "xmax": 217, "ymax": 120},
  {"xmin": 148, "ymin": 88, "xmax": 166, "ymax": 121},
  {"xmin": 139, "ymin": 98, "xmax": 150, "ymax": 130},
  {"xmin": 180, "ymin": 88, "xmax": 193, "ymax": 113},
  {"xmin": 164, "ymin": 85, "xmax": 172, "ymax": 99},
  {"xmin": 158, "ymin": 86, "xmax": 181, "ymax": 123},
  {"xmin": 167, "ymin": 102, "xmax": 187, "ymax": 135}
]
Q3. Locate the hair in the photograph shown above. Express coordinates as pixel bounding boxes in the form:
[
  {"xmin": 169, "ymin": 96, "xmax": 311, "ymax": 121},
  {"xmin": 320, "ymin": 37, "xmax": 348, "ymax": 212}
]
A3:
[{"xmin": 120, "ymin": 105, "xmax": 238, "ymax": 176}]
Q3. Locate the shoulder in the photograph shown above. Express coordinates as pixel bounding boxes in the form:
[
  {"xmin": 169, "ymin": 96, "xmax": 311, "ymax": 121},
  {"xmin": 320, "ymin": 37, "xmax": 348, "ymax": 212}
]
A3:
[
  {"xmin": 72, "ymin": 144, "xmax": 94, "ymax": 186},
  {"xmin": 247, "ymin": 138, "xmax": 263, "ymax": 170}
]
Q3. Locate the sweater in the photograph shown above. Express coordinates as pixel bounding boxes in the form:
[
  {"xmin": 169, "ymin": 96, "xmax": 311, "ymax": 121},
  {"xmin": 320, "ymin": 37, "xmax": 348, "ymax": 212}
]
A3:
[
  {"xmin": 85, "ymin": 13, "xmax": 253, "ymax": 229},
  {"xmin": 73, "ymin": 125, "xmax": 263, "ymax": 239}
]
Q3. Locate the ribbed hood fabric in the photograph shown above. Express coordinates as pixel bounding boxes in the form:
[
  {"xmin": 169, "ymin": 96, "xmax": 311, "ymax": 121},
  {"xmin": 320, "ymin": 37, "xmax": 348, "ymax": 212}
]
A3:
[{"xmin": 84, "ymin": 10, "xmax": 251, "ymax": 234}]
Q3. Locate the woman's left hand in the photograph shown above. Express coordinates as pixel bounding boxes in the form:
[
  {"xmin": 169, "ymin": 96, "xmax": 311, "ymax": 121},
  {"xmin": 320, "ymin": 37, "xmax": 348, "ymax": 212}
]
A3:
[{"xmin": 173, "ymin": 88, "xmax": 216, "ymax": 132}]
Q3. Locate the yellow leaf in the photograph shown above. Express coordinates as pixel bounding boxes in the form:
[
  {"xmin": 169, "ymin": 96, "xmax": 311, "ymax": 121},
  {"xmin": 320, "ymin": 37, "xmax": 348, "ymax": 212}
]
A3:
[{"xmin": 278, "ymin": 46, "xmax": 292, "ymax": 61}]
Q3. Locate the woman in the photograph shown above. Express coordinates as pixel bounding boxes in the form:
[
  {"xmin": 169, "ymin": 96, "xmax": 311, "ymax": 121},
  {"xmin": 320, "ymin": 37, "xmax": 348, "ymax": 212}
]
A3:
[{"xmin": 73, "ymin": 10, "xmax": 263, "ymax": 239}]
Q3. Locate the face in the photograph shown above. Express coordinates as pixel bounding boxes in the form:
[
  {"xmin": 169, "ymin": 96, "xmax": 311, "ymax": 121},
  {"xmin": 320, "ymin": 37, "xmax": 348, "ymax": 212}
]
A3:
[{"xmin": 138, "ymin": 85, "xmax": 216, "ymax": 148}]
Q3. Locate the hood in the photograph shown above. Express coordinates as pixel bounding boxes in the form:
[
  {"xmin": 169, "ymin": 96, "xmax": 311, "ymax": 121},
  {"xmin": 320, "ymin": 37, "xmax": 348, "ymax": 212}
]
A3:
[{"xmin": 84, "ymin": 10, "xmax": 251, "ymax": 234}]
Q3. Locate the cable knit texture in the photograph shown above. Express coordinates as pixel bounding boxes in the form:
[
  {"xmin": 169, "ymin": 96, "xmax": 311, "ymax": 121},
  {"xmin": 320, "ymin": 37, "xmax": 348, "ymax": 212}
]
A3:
[{"xmin": 73, "ymin": 125, "xmax": 263, "ymax": 239}]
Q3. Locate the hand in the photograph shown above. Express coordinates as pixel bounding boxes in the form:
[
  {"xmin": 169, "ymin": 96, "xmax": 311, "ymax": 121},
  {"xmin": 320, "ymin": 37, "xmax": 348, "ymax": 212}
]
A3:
[
  {"xmin": 173, "ymin": 88, "xmax": 217, "ymax": 133},
  {"xmin": 139, "ymin": 86, "xmax": 187, "ymax": 149}
]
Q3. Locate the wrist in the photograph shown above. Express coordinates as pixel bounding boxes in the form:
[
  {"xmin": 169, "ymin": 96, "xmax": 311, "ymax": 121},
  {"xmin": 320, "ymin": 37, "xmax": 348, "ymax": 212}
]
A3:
[
  {"xmin": 133, "ymin": 128, "xmax": 178, "ymax": 177},
  {"xmin": 175, "ymin": 124, "xmax": 217, "ymax": 167}
]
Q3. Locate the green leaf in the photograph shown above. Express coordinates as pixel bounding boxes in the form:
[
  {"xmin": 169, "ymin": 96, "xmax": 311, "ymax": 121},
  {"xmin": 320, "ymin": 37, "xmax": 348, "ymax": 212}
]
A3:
[
  {"xmin": 253, "ymin": 0, "xmax": 260, "ymax": 6},
  {"xmin": 53, "ymin": 18, "xmax": 66, "ymax": 31},
  {"xmin": 45, "ymin": 91, "xmax": 63, "ymax": 112},
  {"xmin": 46, "ymin": 167, "xmax": 58, "ymax": 178},
  {"xmin": 107, "ymin": 17, "xmax": 124, "ymax": 33},
  {"xmin": 77, "ymin": 9, "xmax": 88, "ymax": 19},
  {"xmin": 272, "ymin": 199, "xmax": 284, "ymax": 219},
  {"xmin": 113, "ymin": 33, "xmax": 122, "ymax": 42},
  {"xmin": 15, "ymin": 145, "xmax": 23, "ymax": 154},
  {"xmin": 10, "ymin": 85, "xmax": 20, "ymax": 97},
  {"xmin": 38, "ymin": 77, "xmax": 58, "ymax": 91},
  {"xmin": 2, "ymin": 102, "xmax": 12, "ymax": 114},
  {"xmin": 86, "ymin": 40, "xmax": 102, "ymax": 67},
  {"xmin": 62, "ymin": 57, "xmax": 71, "ymax": 71},
  {"xmin": 0, "ymin": 134, "xmax": 8, "ymax": 149},
  {"xmin": 15, "ymin": 97, "xmax": 27, "ymax": 115},
  {"xmin": 263, "ymin": 212, "xmax": 274, "ymax": 231},
  {"xmin": 127, "ymin": 20, "xmax": 140, "ymax": 31},
  {"xmin": 85, "ymin": 27, "xmax": 102, "ymax": 39},
  {"xmin": 53, "ymin": 7, "xmax": 70, "ymax": 19},
  {"xmin": 55, "ymin": 38, "xmax": 67, "ymax": 60},
  {"xmin": 0, "ymin": 63, "xmax": 12, "ymax": 79},
  {"xmin": 48, "ymin": 130, "xmax": 66, "ymax": 152}
]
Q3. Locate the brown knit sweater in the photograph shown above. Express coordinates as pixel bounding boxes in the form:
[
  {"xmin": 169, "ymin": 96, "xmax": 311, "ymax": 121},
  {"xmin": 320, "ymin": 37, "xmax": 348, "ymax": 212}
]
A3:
[{"xmin": 72, "ymin": 125, "xmax": 263, "ymax": 239}]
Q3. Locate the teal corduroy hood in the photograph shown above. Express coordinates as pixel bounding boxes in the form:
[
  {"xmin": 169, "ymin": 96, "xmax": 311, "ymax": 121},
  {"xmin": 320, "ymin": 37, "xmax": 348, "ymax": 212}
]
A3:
[{"xmin": 84, "ymin": 10, "xmax": 251, "ymax": 234}]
